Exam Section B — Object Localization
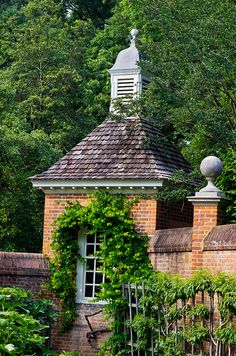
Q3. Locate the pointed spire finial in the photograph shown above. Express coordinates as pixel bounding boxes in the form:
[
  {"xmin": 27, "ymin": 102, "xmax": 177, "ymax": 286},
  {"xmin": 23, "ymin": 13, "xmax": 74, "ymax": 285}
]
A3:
[{"xmin": 130, "ymin": 29, "xmax": 139, "ymax": 45}]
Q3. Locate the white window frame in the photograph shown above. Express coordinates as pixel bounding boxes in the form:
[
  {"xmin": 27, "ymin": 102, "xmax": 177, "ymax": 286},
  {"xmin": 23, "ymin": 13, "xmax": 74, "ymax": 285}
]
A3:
[{"xmin": 76, "ymin": 228, "xmax": 105, "ymax": 304}]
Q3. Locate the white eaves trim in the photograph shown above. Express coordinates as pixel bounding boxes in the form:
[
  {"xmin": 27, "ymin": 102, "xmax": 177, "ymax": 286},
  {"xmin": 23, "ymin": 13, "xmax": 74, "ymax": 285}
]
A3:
[{"xmin": 31, "ymin": 179, "xmax": 163, "ymax": 194}]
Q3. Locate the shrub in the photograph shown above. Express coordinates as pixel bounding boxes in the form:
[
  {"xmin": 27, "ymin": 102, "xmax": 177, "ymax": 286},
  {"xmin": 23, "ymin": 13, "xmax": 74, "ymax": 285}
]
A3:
[{"xmin": 0, "ymin": 287, "xmax": 57, "ymax": 355}]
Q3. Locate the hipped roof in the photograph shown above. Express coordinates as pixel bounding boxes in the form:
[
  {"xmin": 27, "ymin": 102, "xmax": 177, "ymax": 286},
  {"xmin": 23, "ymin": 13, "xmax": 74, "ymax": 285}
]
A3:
[{"xmin": 31, "ymin": 117, "xmax": 191, "ymax": 181}]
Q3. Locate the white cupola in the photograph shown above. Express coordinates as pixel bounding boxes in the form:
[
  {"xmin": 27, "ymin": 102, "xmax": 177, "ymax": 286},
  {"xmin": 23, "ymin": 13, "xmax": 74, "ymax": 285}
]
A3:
[{"xmin": 108, "ymin": 29, "xmax": 150, "ymax": 111}]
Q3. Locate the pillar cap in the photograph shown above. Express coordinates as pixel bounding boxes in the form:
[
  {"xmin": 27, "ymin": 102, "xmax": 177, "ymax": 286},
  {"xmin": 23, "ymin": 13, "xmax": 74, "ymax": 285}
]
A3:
[{"xmin": 188, "ymin": 155, "xmax": 225, "ymax": 204}]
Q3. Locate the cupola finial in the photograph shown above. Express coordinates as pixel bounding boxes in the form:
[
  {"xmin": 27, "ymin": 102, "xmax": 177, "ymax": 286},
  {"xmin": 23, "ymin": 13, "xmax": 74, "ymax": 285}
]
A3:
[
  {"xmin": 130, "ymin": 29, "xmax": 139, "ymax": 46},
  {"xmin": 109, "ymin": 28, "xmax": 150, "ymax": 112}
]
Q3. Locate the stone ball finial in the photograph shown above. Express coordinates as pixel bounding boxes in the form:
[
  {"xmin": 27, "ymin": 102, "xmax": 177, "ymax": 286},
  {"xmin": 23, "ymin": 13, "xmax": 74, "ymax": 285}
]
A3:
[
  {"xmin": 188, "ymin": 155, "xmax": 225, "ymax": 199},
  {"xmin": 200, "ymin": 156, "xmax": 223, "ymax": 179},
  {"xmin": 130, "ymin": 29, "xmax": 139, "ymax": 42}
]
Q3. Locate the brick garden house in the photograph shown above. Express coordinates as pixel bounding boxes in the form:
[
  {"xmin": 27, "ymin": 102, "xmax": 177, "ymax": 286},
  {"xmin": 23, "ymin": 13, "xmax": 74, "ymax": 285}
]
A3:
[{"xmin": 0, "ymin": 30, "xmax": 235, "ymax": 354}]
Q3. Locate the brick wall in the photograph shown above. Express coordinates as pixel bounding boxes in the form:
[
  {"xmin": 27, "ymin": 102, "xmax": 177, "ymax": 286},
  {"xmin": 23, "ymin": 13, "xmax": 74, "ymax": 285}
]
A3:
[
  {"xmin": 131, "ymin": 195, "xmax": 157, "ymax": 235},
  {"xmin": 43, "ymin": 194, "xmax": 91, "ymax": 255},
  {"xmin": 43, "ymin": 193, "xmax": 158, "ymax": 255},
  {"xmin": 0, "ymin": 252, "xmax": 49, "ymax": 292},
  {"xmin": 157, "ymin": 199, "xmax": 193, "ymax": 229},
  {"xmin": 51, "ymin": 304, "xmax": 110, "ymax": 354},
  {"xmin": 203, "ymin": 251, "xmax": 236, "ymax": 274},
  {"xmin": 149, "ymin": 244, "xmax": 236, "ymax": 278},
  {"xmin": 191, "ymin": 204, "xmax": 222, "ymax": 271},
  {"xmin": 150, "ymin": 251, "xmax": 192, "ymax": 278}
]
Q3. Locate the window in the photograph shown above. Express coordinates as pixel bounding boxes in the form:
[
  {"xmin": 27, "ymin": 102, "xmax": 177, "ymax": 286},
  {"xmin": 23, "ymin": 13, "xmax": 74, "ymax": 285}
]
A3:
[{"xmin": 76, "ymin": 229, "xmax": 105, "ymax": 303}]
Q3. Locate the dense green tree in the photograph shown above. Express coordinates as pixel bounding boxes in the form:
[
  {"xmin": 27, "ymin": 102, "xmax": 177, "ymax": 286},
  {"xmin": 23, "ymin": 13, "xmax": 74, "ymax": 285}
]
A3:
[
  {"xmin": 0, "ymin": 122, "xmax": 60, "ymax": 251},
  {"xmin": 63, "ymin": 0, "xmax": 116, "ymax": 28},
  {"xmin": 0, "ymin": 0, "xmax": 97, "ymax": 251},
  {"xmin": 3, "ymin": 0, "xmax": 96, "ymax": 150},
  {"xmin": 0, "ymin": 0, "xmax": 27, "ymax": 13}
]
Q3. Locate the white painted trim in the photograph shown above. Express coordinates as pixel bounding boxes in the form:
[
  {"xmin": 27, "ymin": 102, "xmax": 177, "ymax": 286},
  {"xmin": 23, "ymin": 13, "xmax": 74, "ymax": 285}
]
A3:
[
  {"xmin": 31, "ymin": 179, "xmax": 163, "ymax": 188},
  {"xmin": 108, "ymin": 68, "xmax": 141, "ymax": 76},
  {"xmin": 31, "ymin": 179, "xmax": 163, "ymax": 193},
  {"xmin": 187, "ymin": 196, "xmax": 224, "ymax": 206},
  {"xmin": 76, "ymin": 229, "xmax": 87, "ymax": 303},
  {"xmin": 76, "ymin": 229, "xmax": 106, "ymax": 304}
]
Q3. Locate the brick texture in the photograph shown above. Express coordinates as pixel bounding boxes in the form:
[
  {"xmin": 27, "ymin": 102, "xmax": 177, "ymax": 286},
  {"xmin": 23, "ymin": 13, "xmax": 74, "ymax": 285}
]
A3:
[
  {"xmin": 43, "ymin": 193, "xmax": 158, "ymax": 255},
  {"xmin": 157, "ymin": 200, "xmax": 193, "ymax": 229},
  {"xmin": 51, "ymin": 304, "xmax": 110, "ymax": 355},
  {"xmin": 0, "ymin": 252, "xmax": 49, "ymax": 293},
  {"xmin": 203, "ymin": 250, "xmax": 236, "ymax": 274},
  {"xmin": 43, "ymin": 194, "xmax": 91, "ymax": 255},
  {"xmin": 150, "ymin": 251, "xmax": 192, "ymax": 278},
  {"xmin": 191, "ymin": 205, "xmax": 222, "ymax": 272}
]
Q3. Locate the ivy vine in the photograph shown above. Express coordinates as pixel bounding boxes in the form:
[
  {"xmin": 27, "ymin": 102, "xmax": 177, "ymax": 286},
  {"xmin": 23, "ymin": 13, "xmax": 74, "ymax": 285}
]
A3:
[
  {"xmin": 128, "ymin": 270, "xmax": 236, "ymax": 355},
  {"xmin": 47, "ymin": 191, "xmax": 152, "ymax": 339}
]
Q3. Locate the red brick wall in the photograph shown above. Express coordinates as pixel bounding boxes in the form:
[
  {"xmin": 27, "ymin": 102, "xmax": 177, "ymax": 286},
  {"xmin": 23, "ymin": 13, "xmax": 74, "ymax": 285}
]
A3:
[
  {"xmin": 131, "ymin": 196, "xmax": 157, "ymax": 235},
  {"xmin": 203, "ymin": 250, "xmax": 236, "ymax": 274},
  {"xmin": 149, "ymin": 249, "xmax": 236, "ymax": 278},
  {"xmin": 43, "ymin": 194, "xmax": 91, "ymax": 255},
  {"xmin": 157, "ymin": 200, "xmax": 193, "ymax": 229},
  {"xmin": 43, "ymin": 193, "xmax": 158, "ymax": 255},
  {"xmin": 192, "ymin": 205, "xmax": 222, "ymax": 271},
  {"xmin": 0, "ymin": 252, "xmax": 49, "ymax": 292},
  {"xmin": 149, "ymin": 251, "xmax": 192, "ymax": 278},
  {"xmin": 51, "ymin": 304, "xmax": 110, "ymax": 355}
]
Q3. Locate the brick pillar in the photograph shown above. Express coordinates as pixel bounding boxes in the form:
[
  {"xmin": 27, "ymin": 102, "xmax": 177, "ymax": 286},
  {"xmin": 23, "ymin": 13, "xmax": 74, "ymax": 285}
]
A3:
[
  {"xmin": 188, "ymin": 201, "xmax": 223, "ymax": 271},
  {"xmin": 188, "ymin": 156, "xmax": 225, "ymax": 273}
]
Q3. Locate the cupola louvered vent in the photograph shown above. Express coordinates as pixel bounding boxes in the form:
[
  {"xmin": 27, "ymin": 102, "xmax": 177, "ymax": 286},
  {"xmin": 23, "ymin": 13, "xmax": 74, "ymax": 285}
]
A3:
[{"xmin": 117, "ymin": 77, "xmax": 135, "ymax": 97}]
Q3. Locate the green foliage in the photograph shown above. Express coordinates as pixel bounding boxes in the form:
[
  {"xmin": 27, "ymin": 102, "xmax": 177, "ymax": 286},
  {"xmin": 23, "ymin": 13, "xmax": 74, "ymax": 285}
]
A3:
[
  {"xmin": 48, "ymin": 201, "xmax": 84, "ymax": 330},
  {"xmin": 217, "ymin": 148, "xmax": 236, "ymax": 222},
  {"xmin": 63, "ymin": 0, "xmax": 116, "ymax": 28},
  {"xmin": 128, "ymin": 271, "xmax": 236, "ymax": 354},
  {"xmin": 0, "ymin": 0, "xmax": 97, "ymax": 251},
  {"xmin": 48, "ymin": 191, "xmax": 152, "ymax": 343},
  {"xmin": 0, "ymin": 286, "xmax": 57, "ymax": 355},
  {"xmin": 0, "ymin": 124, "xmax": 60, "ymax": 251},
  {"xmin": 154, "ymin": 169, "xmax": 199, "ymax": 202}
]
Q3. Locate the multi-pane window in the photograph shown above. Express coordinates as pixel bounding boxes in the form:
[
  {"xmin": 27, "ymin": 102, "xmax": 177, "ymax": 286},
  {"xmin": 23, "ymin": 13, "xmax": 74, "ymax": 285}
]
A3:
[{"xmin": 76, "ymin": 230, "xmax": 105, "ymax": 303}]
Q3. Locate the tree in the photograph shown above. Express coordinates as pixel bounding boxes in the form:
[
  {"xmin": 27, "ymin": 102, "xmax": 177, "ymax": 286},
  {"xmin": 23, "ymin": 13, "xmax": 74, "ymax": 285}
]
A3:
[
  {"xmin": 63, "ymin": 0, "xmax": 116, "ymax": 28},
  {"xmin": 0, "ymin": 0, "xmax": 97, "ymax": 251},
  {"xmin": 4, "ymin": 0, "xmax": 96, "ymax": 150},
  {"xmin": 0, "ymin": 124, "xmax": 60, "ymax": 251}
]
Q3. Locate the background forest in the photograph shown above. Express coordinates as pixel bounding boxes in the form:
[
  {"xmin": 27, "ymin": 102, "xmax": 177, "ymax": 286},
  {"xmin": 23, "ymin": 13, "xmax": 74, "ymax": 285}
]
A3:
[{"xmin": 0, "ymin": 0, "xmax": 235, "ymax": 252}]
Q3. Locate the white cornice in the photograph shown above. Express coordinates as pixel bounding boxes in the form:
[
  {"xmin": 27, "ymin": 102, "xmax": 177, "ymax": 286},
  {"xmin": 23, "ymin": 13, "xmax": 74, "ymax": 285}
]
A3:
[
  {"xmin": 31, "ymin": 179, "xmax": 163, "ymax": 194},
  {"xmin": 108, "ymin": 68, "xmax": 141, "ymax": 75}
]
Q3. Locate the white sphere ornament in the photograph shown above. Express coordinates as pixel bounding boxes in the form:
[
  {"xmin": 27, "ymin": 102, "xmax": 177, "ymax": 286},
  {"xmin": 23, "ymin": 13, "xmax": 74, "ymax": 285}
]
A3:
[
  {"xmin": 130, "ymin": 29, "xmax": 139, "ymax": 40},
  {"xmin": 200, "ymin": 156, "xmax": 223, "ymax": 179}
]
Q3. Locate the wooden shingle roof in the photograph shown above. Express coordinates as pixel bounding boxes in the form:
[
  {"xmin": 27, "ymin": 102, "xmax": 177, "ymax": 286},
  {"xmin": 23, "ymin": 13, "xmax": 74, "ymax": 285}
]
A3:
[{"xmin": 31, "ymin": 117, "xmax": 191, "ymax": 181}]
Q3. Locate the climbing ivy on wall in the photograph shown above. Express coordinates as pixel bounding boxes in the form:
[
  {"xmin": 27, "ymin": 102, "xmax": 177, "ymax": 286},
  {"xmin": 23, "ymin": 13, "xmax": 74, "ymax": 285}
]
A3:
[{"xmin": 48, "ymin": 191, "xmax": 152, "ymax": 338}]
